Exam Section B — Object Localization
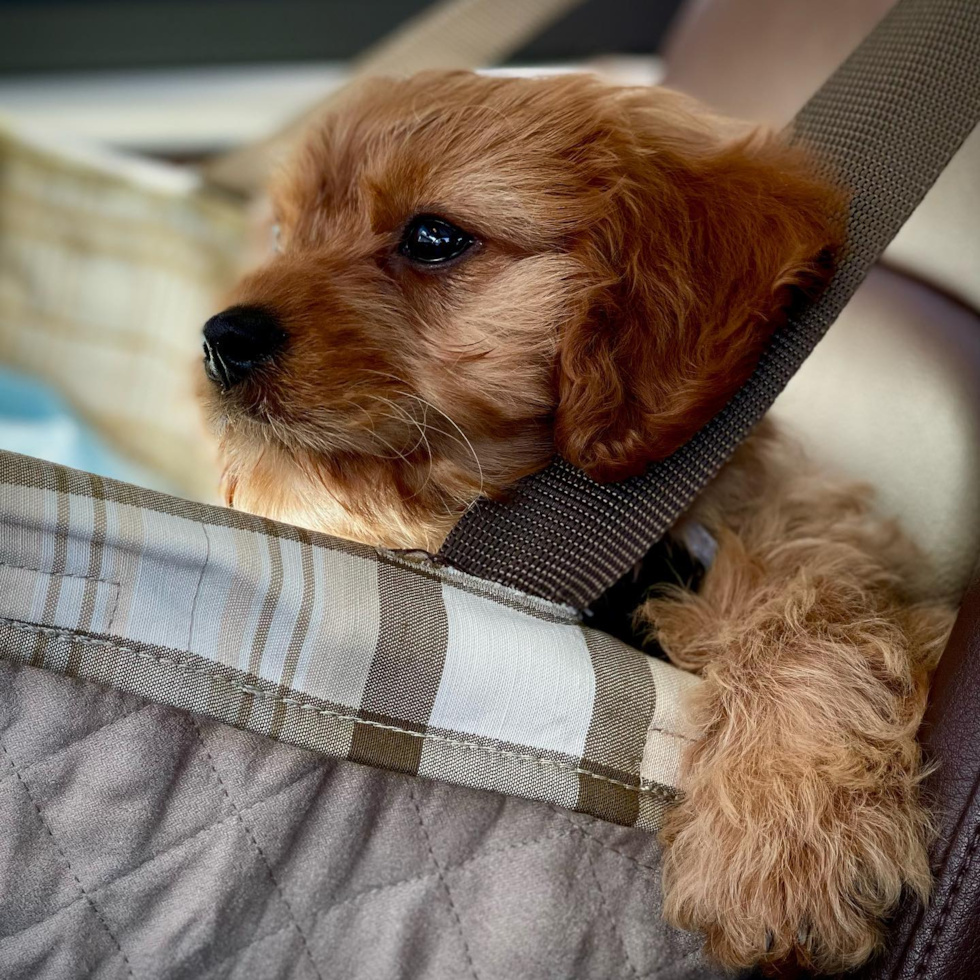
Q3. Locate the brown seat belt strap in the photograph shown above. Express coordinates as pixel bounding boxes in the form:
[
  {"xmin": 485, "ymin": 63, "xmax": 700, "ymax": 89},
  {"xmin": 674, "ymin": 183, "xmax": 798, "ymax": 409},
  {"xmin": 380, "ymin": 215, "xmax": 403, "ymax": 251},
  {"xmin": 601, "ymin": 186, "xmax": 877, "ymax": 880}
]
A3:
[{"xmin": 440, "ymin": 0, "xmax": 980, "ymax": 609}]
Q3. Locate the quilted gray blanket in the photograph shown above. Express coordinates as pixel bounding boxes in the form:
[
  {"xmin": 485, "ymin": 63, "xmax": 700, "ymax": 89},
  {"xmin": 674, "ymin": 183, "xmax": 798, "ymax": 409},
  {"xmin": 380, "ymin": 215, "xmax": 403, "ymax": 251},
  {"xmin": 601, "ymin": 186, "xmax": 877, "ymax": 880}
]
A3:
[
  {"xmin": 0, "ymin": 661, "xmax": 730, "ymax": 980},
  {"xmin": 0, "ymin": 450, "xmax": 731, "ymax": 979}
]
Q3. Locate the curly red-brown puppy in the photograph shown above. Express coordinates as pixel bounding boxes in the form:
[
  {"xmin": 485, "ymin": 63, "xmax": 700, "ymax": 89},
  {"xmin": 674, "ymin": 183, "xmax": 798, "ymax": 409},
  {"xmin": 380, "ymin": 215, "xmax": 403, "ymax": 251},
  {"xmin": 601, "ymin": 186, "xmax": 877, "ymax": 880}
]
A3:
[{"xmin": 200, "ymin": 70, "xmax": 954, "ymax": 973}]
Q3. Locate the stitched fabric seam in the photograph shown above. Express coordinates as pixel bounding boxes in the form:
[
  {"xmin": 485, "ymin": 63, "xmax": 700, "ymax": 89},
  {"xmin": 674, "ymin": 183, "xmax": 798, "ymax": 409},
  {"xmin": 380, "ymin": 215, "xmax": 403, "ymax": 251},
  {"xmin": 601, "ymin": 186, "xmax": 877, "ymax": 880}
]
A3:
[
  {"xmin": 313, "ymin": 832, "xmax": 577, "ymax": 922},
  {"xmin": 0, "ymin": 617, "xmax": 683, "ymax": 801},
  {"xmin": 188, "ymin": 717, "xmax": 325, "ymax": 980},
  {"xmin": 178, "ymin": 827, "xmax": 577, "ymax": 978},
  {"xmin": 409, "ymin": 785, "xmax": 481, "ymax": 980},
  {"xmin": 913, "ymin": 818, "xmax": 980, "ymax": 978},
  {"xmin": 582, "ymin": 838, "xmax": 641, "ymax": 979},
  {"xmin": 552, "ymin": 810, "xmax": 664, "ymax": 877},
  {"xmin": 0, "ymin": 563, "xmax": 121, "ymax": 634},
  {"xmin": 0, "ymin": 745, "xmax": 576, "ymax": 949},
  {"xmin": 0, "ymin": 562, "xmax": 120, "ymax": 589}
]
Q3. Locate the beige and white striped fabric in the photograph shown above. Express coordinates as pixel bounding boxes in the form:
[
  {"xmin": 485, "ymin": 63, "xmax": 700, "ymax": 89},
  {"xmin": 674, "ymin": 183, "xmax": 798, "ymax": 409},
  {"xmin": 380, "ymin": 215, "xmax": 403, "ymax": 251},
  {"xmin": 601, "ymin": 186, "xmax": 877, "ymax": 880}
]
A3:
[
  {"xmin": 0, "ymin": 448, "xmax": 698, "ymax": 832},
  {"xmin": 0, "ymin": 120, "xmax": 246, "ymax": 500}
]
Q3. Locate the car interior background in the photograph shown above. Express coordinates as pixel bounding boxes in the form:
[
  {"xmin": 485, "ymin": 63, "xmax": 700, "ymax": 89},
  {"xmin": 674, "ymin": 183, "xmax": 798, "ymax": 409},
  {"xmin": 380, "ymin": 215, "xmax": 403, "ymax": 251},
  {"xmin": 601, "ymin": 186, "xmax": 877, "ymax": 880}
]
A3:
[{"xmin": 1, "ymin": 2, "xmax": 978, "ymax": 979}]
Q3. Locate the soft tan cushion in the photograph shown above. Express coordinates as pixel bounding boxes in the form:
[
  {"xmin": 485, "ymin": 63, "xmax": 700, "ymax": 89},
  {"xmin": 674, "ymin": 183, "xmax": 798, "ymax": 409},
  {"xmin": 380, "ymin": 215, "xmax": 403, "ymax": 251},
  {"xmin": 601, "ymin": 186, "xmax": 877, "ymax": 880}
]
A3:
[
  {"xmin": 662, "ymin": 0, "xmax": 980, "ymax": 311},
  {"xmin": 886, "ymin": 125, "xmax": 980, "ymax": 314},
  {"xmin": 663, "ymin": 0, "xmax": 980, "ymax": 596},
  {"xmin": 771, "ymin": 266, "xmax": 980, "ymax": 597}
]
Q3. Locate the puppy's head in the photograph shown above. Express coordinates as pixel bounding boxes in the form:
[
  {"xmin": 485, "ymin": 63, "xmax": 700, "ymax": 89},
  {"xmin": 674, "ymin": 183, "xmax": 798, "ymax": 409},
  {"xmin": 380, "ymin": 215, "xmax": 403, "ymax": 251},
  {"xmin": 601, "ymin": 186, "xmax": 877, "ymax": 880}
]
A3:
[{"xmin": 201, "ymin": 70, "xmax": 840, "ymax": 550}]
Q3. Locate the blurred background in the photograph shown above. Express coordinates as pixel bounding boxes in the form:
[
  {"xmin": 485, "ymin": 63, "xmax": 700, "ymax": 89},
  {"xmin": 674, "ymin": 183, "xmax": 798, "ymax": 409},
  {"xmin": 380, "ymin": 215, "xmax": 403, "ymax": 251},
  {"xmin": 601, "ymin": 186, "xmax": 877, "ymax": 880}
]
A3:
[
  {"xmin": 1, "ymin": 0, "xmax": 978, "ymax": 593},
  {"xmin": 0, "ymin": 0, "xmax": 684, "ymax": 500},
  {"xmin": 0, "ymin": 0, "xmax": 677, "ymax": 159}
]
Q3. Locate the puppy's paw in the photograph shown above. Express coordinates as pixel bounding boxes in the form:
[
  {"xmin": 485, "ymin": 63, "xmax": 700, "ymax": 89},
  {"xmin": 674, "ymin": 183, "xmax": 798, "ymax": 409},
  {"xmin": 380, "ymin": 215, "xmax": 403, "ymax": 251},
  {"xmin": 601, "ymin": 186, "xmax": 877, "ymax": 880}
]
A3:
[{"xmin": 660, "ymin": 779, "xmax": 932, "ymax": 974}]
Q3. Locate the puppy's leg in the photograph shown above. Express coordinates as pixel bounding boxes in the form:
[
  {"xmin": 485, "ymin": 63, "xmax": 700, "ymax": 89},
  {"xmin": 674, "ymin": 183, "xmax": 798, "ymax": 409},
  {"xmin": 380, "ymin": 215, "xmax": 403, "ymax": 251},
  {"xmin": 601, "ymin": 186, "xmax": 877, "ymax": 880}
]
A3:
[{"xmin": 642, "ymin": 428, "xmax": 954, "ymax": 973}]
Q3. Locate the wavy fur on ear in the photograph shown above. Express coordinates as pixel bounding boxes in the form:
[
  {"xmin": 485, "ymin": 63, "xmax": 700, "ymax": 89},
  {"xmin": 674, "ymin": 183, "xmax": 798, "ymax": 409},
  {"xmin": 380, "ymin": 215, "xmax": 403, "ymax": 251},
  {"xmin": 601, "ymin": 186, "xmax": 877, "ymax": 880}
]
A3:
[{"xmin": 555, "ymin": 91, "xmax": 842, "ymax": 481}]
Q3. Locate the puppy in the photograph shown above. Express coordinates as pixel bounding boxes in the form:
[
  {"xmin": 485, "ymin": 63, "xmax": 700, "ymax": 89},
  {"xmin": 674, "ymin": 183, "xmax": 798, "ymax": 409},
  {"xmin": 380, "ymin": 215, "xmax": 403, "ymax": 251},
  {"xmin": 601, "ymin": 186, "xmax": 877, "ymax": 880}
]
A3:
[{"xmin": 201, "ymin": 71, "xmax": 954, "ymax": 973}]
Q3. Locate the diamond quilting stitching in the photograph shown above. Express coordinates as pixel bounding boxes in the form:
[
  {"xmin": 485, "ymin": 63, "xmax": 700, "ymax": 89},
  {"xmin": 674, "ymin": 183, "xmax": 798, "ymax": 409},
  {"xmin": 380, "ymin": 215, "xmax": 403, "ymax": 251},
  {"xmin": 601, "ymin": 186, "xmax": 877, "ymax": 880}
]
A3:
[
  {"xmin": 0, "ymin": 759, "xmax": 328, "ymax": 943},
  {"xmin": 0, "ymin": 702, "xmax": 153, "ymax": 788},
  {"xmin": 408, "ymin": 784, "xmax": 481, "ymax": 980},
  {"xmin": 194, "ymin": 827, "xmax": 581, "ymax": 979},
  {"xmin": 188, "ymin": 716, "xmax": 327, "ymax": 980},
  {"xmin": 0, "ymin": 663, "xmax": 649, "ymax": 978},
  {"xmin": 0, "ymin": 739, "xmax": 138, "ymax": 979}
]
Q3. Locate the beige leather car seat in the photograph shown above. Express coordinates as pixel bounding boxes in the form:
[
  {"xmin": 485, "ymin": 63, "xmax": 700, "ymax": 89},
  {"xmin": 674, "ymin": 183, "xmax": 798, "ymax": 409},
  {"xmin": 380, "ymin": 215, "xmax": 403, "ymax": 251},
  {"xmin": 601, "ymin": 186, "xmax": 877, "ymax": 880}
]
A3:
[{"xmin": 663, "ymin": 0, "xmax": 980, "ymax": 598}]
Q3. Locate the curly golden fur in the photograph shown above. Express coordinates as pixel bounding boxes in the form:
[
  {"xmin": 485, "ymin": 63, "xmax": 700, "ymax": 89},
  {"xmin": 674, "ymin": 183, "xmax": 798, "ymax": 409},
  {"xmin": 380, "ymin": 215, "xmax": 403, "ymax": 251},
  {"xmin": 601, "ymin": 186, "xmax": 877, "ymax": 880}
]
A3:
[
  {"xmin": 651, "ymin": 422, "xmax": 953, "ymax": 971},
  {"xmin": 200, "ymin": 70, "xmax": 954, "ymax": 973}
]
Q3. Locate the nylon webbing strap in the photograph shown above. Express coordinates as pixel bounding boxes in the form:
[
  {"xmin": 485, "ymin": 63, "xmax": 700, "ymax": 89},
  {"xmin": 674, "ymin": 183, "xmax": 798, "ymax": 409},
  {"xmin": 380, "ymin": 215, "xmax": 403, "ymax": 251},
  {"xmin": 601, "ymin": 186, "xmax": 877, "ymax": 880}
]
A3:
[{"xmin": 440, "ymin": 0, "xmax": 980, "ymax": 609}]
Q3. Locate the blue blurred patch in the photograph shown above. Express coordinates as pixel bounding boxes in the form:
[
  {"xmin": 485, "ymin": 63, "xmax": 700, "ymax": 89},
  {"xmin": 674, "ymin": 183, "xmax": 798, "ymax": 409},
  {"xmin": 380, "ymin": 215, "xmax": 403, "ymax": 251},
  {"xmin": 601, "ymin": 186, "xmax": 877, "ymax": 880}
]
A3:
[{"xmin": 0, "ymin": 365, "xmax": 162, "ymax": 488}]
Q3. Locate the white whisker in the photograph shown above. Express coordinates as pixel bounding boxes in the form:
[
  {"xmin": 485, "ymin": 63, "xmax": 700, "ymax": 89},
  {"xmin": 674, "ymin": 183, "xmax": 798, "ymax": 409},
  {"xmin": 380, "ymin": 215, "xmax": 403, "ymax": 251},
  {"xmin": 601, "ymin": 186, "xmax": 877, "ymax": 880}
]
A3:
[
  {"xmin": 402, "ymin": 393, "xmax": 484, "ymax": 499},
  {"xmin": 346, "ymin": 398, "xmax": 416, "ymax": 462}
]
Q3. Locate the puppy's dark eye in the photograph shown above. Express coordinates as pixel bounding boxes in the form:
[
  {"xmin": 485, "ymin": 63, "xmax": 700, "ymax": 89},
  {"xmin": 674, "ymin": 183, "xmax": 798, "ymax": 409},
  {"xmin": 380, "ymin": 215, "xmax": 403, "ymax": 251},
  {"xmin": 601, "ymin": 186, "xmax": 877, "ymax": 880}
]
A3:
[{"xmin": 399, "ymin": 215, "xmax": 475, "ymax": 264}]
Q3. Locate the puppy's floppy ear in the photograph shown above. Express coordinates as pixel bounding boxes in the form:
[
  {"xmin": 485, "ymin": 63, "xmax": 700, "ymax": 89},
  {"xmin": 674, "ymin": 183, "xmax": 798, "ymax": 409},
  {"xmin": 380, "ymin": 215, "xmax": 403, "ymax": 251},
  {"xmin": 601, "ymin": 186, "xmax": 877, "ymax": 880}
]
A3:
[{"xmin": 554, "ymin": 90, "xmax": 842, "ymax": 482}]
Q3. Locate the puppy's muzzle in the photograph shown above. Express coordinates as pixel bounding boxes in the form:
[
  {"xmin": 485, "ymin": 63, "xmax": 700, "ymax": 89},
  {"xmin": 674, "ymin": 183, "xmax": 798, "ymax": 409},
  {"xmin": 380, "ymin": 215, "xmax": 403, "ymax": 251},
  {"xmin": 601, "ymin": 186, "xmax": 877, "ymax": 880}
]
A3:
[{"xmin": 203, "ymin": 306, "xmax": 285, "ymax": 389}]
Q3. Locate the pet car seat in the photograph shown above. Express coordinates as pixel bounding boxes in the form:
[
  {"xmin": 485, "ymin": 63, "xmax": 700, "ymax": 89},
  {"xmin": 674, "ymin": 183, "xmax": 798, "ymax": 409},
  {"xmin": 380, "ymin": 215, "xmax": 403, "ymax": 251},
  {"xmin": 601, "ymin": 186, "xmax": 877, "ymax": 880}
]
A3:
[{"xmin": 1, "ymin": 1, "xmax": 978, "ymax": 978}]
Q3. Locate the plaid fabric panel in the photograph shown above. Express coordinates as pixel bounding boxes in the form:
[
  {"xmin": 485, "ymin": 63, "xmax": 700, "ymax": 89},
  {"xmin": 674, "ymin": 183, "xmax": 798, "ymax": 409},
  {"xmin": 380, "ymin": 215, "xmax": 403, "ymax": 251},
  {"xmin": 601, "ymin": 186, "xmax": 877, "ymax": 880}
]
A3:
[{"xmin": 0, "ymin": 449, "xmax": 697, "ymax": 831}]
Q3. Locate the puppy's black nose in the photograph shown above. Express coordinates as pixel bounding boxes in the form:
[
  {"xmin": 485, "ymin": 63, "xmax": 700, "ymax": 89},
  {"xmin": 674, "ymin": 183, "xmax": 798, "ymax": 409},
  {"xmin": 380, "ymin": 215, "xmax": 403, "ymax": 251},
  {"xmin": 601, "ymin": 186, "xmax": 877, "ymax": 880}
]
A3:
[{"xmin": 202, "ymin": 306, "xmax": 285, "ymax": 389}]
